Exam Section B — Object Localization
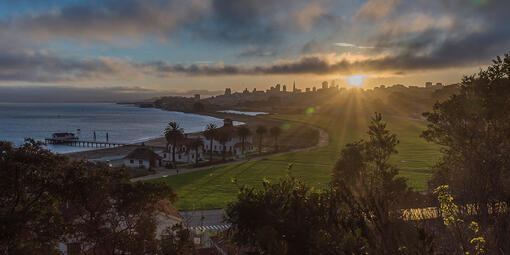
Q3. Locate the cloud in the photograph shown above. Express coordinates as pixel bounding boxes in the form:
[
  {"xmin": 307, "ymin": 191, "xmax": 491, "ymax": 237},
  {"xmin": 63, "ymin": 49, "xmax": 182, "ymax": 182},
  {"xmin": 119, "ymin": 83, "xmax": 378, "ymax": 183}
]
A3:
[
  {"xmin": 0, "ymin": 85, "xmax": 223, "ymax": 102},
  {"xmin": 12, "ymin": 0, "xmax": 211, "ymax": 43},
  {"xmin": 0, "ymin": 50, "xmax": 141, "ymax": 82},
  {"xmin": 334, "ymin": 42, "xmax": 374, "ymax": 49},
  {"xmin": 238, "ymin": 46, "xmax": 277, "ymax": 58}
]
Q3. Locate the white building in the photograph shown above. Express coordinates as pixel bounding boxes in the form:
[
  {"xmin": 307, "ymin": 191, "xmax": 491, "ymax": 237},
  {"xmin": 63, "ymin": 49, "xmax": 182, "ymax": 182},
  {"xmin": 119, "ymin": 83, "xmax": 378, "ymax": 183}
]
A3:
[
  {"xmin": 123, "ymin": 147, "xmax": 162, "ymax": 169},
  {"xmin": 165, "ymin": 137, "xmax": 204, "ymax": 164},
  {"xmin": 202, "ymin": 119, "xmax": 254, "ymax": 158}
]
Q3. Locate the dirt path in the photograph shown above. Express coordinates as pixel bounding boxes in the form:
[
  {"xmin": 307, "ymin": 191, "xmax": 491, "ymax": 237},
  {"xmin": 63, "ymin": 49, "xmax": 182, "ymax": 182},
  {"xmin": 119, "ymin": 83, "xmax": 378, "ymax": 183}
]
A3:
[{"xmin": 131, "ymin": 126, "xmax": 329, "ymax": 182}]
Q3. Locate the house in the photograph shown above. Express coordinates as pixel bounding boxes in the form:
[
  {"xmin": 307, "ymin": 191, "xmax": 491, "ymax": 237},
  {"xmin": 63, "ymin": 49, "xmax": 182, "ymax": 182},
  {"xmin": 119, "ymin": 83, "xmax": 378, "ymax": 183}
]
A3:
[
  {"xmin": 123, "ymin": 147, "xmax": 162, "ymax": 169},
  {"xmin": 165, "ymin": 137, "xmax": 204, "ymax": 164},
  {"xmin": 51, "ymin": 132, "xmax": 78, "ymax": 141},
  {"xmin": 202, "ymin": 119, "xmax": 254, "ymax": 158}
]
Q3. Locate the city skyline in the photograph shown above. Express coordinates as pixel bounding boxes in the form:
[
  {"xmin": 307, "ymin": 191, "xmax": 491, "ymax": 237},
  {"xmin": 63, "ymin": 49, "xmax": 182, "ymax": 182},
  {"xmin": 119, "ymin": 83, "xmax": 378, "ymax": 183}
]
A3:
[{"xmin": 0, "ymin": 0, "xmax": 509, "ymax": 100}]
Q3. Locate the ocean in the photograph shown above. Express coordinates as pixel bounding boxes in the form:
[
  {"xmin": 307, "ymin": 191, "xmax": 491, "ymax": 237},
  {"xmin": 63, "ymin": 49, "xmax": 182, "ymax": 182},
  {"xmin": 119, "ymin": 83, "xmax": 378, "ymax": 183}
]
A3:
[{"xmin": 0, "ymin": 103, "xmax": 228, "ymax": 153}]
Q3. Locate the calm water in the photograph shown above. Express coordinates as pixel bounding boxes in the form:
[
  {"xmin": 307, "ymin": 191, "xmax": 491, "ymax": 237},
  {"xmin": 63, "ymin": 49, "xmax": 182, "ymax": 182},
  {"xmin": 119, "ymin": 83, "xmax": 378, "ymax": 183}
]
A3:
[
  {"xmin": 0, "ymin": 103, "xmax": 227, "ymax": 153},
  {"xmin": 217, "ymin": 110, "xmax": 267, "ymax": 116}
]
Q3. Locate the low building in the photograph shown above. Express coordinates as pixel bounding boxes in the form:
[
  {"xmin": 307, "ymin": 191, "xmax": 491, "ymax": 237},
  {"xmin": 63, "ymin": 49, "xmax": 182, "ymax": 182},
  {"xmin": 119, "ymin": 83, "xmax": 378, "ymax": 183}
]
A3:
[
  {"xmin": 165, "ymin": 137, "xmax": 204, "ymax": 164},
  {"xmin": 202, "ymin": 119, "xmax": 254, "ymax": 158},
  {"xmin": 124, "ymin": 147, "xmax": 162, "ymax": 169}
]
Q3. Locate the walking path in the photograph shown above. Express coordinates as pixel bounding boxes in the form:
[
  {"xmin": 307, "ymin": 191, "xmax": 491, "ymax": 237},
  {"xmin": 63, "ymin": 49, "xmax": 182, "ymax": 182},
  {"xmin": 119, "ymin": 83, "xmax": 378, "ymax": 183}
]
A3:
[{"xmin": 131, "ymin": 126, "xmax": 329, "ymax": 182}]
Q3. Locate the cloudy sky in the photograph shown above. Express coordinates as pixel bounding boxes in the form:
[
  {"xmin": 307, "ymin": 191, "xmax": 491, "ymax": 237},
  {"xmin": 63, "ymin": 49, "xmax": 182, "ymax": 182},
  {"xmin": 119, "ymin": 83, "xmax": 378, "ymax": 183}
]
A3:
[{"xmin": 0, "ymin": 0, "xmax": 509, "ymax": 100}]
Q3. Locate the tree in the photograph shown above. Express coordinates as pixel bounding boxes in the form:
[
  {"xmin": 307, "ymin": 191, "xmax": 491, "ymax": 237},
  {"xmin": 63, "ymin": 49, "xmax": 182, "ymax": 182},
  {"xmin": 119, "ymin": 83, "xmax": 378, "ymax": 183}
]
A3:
[
  {"xmin": 158, "ymin": 224, "xmax": 195, "ymax": 255},
  {"xmin": 190, "ymin": 138, "xmax": 203, "ymax": 166},
  {"xmin": 165, "ymin": 122, "xmax": 184, "ymax": 166},
  {"xmin": 255, "ymin": 125, "xmax": 267, "ymax": 155},
  {"xmin": 422, "ymin": 54, "xmax": 510, "ymax": 252},
  {"xmin": 216, "ymin": 129, "xmax": 231, "ymax": 161},
  {"xmin": 203, "ymin": 123, "xmax": 218, "ymax": 162},
  {"xmin": 0, "ymin": 140, "xmax": 65, "ymax": 254},
  {"xmin": 237, "ymin": 125, "xmax": 251, "ymax": 155},
  {"xmin": 269, "ymin": 126, "xmax": 282, "ymax": 152},
  {"xmin": 0, "ymin": 140, "xmax": 180, "ymax": 255},
  {"xmin": 226, "ymin": 166, "xmax": 368, "ymax": 254},
  {"xmin": 332, "ymin": 113, "xmax": 418, "ymax": 254}
]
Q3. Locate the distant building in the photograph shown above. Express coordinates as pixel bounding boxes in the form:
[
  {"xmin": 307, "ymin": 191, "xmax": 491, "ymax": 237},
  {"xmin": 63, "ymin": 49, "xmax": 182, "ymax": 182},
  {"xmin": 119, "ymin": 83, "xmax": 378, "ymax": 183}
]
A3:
[
  {"xmin": 166, "ymin": 137, "xmax": 204, "ymax": 164},
  {"xmin": 436, "ymin": 82, "xmax": 443, "ymax": 87},
  {"xmin": 425, "ymin": 82, "xmax": 433, "ymax": 88},
  {"xmin": 322, "ymin": 81, "xmax": 329, "ymax": 89},
  {"xmin": 194, "ymin": 94, "xmax": 200, "ymax": 100},
  {"xmin": 313, "ymin": 86, "xmax": 316, "ymax": 92},
  {"xmin": 225, "ymin": 88, "xmax": 232, "ymax": 95},
  {"xmin": 202, "ymin": 119, "xmax": 254, "ymax": 158},
  {"xmin": 282, "ymin": 85, "xmax": 287, "ymax": 92},
  {"xmin": 243, "ymin": 88, "xmax": 249, "ymax": 94},
  {"xmin": 124, "ymin": 147, "xmax": 162, "ymax": 169},
  {"xmin": 306, "ymin": 88, "xmax": 310, "ymax": 92},
  {"xmin": 275, "ymin": 84, "xmax": 281, "ymax": 92}
]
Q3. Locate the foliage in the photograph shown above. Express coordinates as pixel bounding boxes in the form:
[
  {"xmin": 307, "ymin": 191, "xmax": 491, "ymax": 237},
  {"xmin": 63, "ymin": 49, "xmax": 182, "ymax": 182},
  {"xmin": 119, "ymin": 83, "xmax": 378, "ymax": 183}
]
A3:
[
  {"xmin": 269, "ymin": 126, "xmax": 282, "ymax": 151},
  {"xmin": 226, "ymin": 165, "xmax": 368, "ymax": 255},
  {"xmin": 255, "ymin": 125, "xmax": 267, "ymax": 155},
  {"xmin": 204, "ymin": 123, "xmax": 218, "ymax": 162},
  {"xmin": 158, "ymin": 224, "xmax": 195, "ymax": 255},
  {"xmin": 0, "ymin": 140, "xmax": 191, "ymax": 254},
  {"xmin": 216, "ymin": 129, "xmax": 231, "ymax": 161},
  {"xmin": 237, "ymin": 125, "xmax": 251, "ymax": 155},
  {"xmin": 165, "ymin": 122, "xmax": 184, "ymax": 165}
]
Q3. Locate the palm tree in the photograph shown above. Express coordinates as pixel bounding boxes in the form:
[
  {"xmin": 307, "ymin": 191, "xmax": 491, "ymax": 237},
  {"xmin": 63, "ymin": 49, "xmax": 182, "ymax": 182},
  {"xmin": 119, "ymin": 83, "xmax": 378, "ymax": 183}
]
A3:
[
  {"xmin": 164, "ymin": 122, "xmax": 184, "ymax": 166},
  {"xmin": 190, "ymin": 138, "xmax": 203, "ymax": 166},
  {"xmin": 216, "ymin": 130, "xmax": 231, "ymax": 161},
  {"xmin": 255, "ymin": 125, "xmax": 267, "ymax": 155},
  {"xmin": 203, "ymin": 123, "xmax": 218, "ymax": 162},
  {"xmin": 270, "ymin": 126, "xmax": 282, "ymax": 152},
  {"xmin": 237, "ymin": 126, "xmax": 251, "ymax": 155}
]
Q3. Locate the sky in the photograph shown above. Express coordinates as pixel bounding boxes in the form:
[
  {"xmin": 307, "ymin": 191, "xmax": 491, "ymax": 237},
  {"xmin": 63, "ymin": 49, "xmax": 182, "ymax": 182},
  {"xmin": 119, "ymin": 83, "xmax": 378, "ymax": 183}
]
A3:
[{"xmin": 0, "ymin": 0, "xmax": 509, "ymax": 101}]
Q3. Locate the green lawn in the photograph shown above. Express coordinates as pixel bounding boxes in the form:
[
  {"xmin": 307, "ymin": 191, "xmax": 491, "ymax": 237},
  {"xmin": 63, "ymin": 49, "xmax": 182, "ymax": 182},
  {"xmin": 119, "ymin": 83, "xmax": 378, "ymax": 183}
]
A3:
[{"xmin": 152, "ymin": 112, "xmax": 442, "ymax": 210}]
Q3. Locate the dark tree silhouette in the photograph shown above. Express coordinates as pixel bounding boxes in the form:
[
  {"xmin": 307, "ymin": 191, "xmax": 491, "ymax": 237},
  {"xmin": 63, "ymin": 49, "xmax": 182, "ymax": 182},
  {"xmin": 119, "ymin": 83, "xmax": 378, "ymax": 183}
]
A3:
[
  {"xmin": 203, "ymin": 123, "xmax": 218, "ymax": 162},
  {"xmin": 164, "ymin": 122, "xmax": 184, "ymax": 166},
  {"xmin": 256, "ymin": 125, "xmax": 267, "ymax": 155},
  {"xmin": 190, "ymin": 138, "xmax": 203, "ymax": 166},
  {"xmin": 216, "ymin": 130, "xmax": 231, "ymax": 161},
  {"xmin": 237, "ymin": 125, "xmax": 251, "ymax": 155},
  {"xmin": 269, "ymin": 126, "xmax": 282, "ymax": 152}
]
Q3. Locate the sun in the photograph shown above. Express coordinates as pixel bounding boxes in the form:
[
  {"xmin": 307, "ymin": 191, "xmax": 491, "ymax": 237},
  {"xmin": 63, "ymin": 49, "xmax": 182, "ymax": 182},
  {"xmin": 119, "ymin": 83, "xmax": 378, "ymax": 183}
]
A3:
[{"xmin": 345, "ymin": 75, "xmax": 366, "ymax": 87}]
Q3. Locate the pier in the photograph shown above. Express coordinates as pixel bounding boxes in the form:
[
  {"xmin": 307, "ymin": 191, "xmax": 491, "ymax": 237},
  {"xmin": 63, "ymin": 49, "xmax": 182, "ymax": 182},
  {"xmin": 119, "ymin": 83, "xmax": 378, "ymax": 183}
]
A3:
[{"xmin": 44, "ymin": 138, "xmax": 126, "ymax": 148}]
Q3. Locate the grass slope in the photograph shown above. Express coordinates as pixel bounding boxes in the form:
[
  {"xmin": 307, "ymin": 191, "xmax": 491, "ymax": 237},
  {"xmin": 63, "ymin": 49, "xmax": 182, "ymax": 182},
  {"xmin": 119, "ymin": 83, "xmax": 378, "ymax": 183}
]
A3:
[{"xmin": 153, "ymin": 112, "xmax": 441, "ymax": 210}]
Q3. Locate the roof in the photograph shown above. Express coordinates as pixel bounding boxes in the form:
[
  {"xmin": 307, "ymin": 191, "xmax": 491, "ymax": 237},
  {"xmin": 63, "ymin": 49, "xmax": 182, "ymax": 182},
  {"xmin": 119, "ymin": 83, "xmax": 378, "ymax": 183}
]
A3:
[
  {"xmin": 52, "ymin": 132, "xmax": 75, "ymax": 137},
  {"xmin": 125, "ymin": 147, "xmax": 162, "ymax": 161},
  {"xmin": 154, "ymin": 199, "xmax": 182, "ymax": 220}
]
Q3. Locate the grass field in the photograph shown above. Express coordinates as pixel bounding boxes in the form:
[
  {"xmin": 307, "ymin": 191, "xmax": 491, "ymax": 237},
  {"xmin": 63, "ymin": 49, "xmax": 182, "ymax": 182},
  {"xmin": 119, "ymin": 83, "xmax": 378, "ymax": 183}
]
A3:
[{"xmin": 152, "ymin": 111, "xmax": 442, "ymax": 210}]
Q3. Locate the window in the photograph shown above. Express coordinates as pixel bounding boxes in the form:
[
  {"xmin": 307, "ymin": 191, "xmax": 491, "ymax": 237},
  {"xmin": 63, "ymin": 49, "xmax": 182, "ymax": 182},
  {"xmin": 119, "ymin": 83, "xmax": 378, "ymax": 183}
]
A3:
[
  {"xmin": 178, "ymin": 155, "xmax": 181, "ymax": 159},
  {"xmin": 139, "ymin": 160, "xmax": 143, "ymax": 164},
  {"xmin": 130, "ymin": 159, "xmax": 134, "ymax": 164},
  {"xmin": 192, "ymin": 154, "xmax": 194, "ymax": 159}
]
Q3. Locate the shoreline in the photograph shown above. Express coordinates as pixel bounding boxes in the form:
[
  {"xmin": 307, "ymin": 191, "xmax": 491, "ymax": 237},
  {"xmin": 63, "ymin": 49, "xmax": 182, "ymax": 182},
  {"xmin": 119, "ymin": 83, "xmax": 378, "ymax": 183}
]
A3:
[{"xmin": 65, "ymin": 110, "xmax": 263, "ymax": 160}]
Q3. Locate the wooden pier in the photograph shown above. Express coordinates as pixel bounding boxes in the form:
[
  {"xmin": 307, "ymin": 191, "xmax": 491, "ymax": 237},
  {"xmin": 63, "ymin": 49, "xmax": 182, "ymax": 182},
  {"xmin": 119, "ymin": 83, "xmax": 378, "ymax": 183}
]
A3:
[{"xmin": 44, "ymin": 138, "xmax": 126, "ymax": 148}]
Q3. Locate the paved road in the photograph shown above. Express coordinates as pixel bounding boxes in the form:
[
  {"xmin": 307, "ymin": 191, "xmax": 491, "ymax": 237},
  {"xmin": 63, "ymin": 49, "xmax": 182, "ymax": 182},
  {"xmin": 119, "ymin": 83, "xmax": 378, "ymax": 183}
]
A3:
[{"xmin": 131, "ymin": 126, "xmax": 329, "ymax": 182}]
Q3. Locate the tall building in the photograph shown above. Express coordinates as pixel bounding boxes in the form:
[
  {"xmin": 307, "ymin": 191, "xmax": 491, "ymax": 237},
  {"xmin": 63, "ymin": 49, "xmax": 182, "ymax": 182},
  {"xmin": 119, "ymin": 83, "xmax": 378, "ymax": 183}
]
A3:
[
  {"xmin": 306, "ymin": 88, "xmax": 310, "ymax": 92},
  {"xmin": 313, "ymin": 86, "xmax": 316, "ymax": 92},
  {"xmin": 225, "ymin": 88, "xmax": 231, "ymax": 95},
  {"xmin": 194, "ymin": 94, "xmax": 200, "ymax": 100},
  {"xmin": 292, "ymin": 81, "xmax": 296, "ymax": 93},
  {"xmin": 322, "ymin": 81, "xmax": 329, "ymax": 89},
  {"xmin": 425, "ymin": 82, "xmax": 433, "ymax": 88},
  {"xmin": 275, "ymin": 84, "xmax": 281, "ymax": 92},
  {"xmin": 282, "ymin": 85, "xmax": 287, "ymax": 92}
]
